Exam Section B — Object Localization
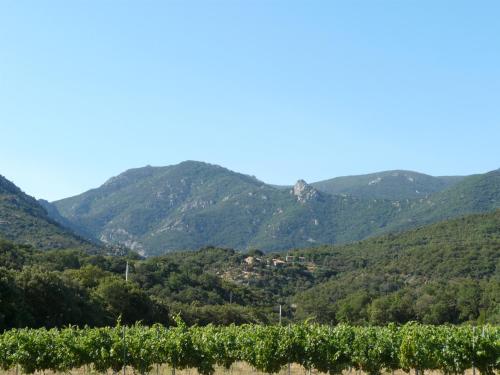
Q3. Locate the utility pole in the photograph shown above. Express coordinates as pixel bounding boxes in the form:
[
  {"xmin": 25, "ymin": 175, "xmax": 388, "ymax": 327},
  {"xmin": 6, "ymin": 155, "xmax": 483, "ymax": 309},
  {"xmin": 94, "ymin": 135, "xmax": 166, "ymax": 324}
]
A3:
[
  {"xmin": 472, "ymin": 326, "xmax": 476, "ymax": 375},
  {"xmin": 123, "ymin": 326, "xmax": 127, "ymax": 375},
  {"xmin": 123, "ymin": 260, "xmax": 129, "ymax": 375},
  {"xmin": 287, "ymin": 323, "xmax": 291, "ymax": 375}
]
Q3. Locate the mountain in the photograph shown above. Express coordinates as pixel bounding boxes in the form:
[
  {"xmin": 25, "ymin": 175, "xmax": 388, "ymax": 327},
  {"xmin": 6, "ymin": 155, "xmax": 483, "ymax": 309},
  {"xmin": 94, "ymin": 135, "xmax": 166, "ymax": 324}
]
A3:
[
  {"xmin": 47, "ymin": 161, "xmax": 404, "ymax": 255},
  {"xmin": 0, "ymin": 174, "xmax": 96, "ymax": 250},
  {"xmin": 377, "ymin": 169, "xmax": 500, "ymax": 234},
  {"xmin": 46, "ymin": 162, "xmax": 500, "ymax": 255},
  {"xmin": 312, "ymin": 170, "xmax": 464, "ymax": 199}
]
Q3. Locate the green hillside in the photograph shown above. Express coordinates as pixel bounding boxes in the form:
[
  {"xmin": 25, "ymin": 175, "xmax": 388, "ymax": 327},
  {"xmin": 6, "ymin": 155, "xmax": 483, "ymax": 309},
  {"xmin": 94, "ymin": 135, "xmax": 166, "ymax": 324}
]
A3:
[
  {"xmin": 0, "ymin": 210, "xmax": 498, "ymax": 329},
  {"xmin": 291, "ymin": 209, "xmax": 500, "ymax": 324},
  {"xmin": 46, "ymin": 162, "xmax": 500, "ymax": 255},
  {"xmin": 0, "ymin": 174, "xmax": 97, "ymax": 250},
  {"xmin": 312, "ymin": 170, "xmax": 464, "ymax": 199},
  {"xmin": 378, "ymin": 169, "xmax": 500, "ymax": 235},
  {"xmin": 48, "ymin": 162, "xmax": 405, "ymax": 255}
]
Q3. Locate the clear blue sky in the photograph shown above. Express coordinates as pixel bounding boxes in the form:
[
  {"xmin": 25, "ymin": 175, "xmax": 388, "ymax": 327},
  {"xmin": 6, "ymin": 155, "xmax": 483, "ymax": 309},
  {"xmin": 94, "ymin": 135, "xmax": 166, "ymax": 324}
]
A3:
[{"xmin": 1, "ymin": 1, "xmax": 499, "ymax": 201}]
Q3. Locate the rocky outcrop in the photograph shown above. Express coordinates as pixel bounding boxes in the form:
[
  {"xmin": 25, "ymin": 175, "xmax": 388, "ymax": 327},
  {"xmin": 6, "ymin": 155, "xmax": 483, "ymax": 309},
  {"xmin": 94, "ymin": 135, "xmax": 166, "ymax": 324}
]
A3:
[{"xmin": 291, "ymin": 180, "xmax": 319, "ymax": 203}]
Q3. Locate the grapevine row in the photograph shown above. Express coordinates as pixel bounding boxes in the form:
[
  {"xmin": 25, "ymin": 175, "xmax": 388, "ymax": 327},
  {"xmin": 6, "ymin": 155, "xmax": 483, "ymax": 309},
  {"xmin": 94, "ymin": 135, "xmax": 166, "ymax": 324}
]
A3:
[{"xmin": 0, "ymin": 322, "xmax": 498, "ymax": 375}]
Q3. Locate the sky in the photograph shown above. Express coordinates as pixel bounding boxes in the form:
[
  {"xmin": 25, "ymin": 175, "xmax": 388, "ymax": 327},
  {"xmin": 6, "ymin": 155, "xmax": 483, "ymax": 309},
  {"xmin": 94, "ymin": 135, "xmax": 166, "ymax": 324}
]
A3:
[{"xmin": 1, "ymin": 1, "xmax": 499, "ymax": 201}]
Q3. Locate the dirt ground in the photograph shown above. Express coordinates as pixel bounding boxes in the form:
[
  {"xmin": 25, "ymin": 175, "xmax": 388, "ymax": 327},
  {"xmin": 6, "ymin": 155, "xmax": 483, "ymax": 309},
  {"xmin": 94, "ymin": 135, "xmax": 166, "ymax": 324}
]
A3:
[{"xmin": 0, "ymin": 363, "xmax": 485, "ymax": 375}]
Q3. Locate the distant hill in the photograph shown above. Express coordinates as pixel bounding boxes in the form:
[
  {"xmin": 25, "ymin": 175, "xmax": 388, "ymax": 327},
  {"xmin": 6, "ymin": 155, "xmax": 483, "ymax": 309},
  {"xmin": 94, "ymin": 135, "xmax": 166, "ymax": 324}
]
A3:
[
  {"xmin": 45, "ymin": 162, "xmax": 500, "ymax": 255},
  {"xmin": 0, "ymin": 174, "xmax": 97, "ymax": 250},
  {"xmin": 377, "ymin": 169, "xmax": 500, "ymax": 234},
  {"xmin": 312, "ymin": 170, "xmax": 464, "ymax": 199}
]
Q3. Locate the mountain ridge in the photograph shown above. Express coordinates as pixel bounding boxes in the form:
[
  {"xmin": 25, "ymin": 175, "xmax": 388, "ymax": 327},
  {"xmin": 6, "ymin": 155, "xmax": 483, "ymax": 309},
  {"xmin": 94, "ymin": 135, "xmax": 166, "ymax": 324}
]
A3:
[
  {"xmin": 0, "ymin": 174, "xmax": 98, "ymax": 251},
  {"xmin": 43, "ymin": 161, "xmax": 500, "ymax": 255},
  {"xmin": 311, "ymin": 169, "xmax": 465, "ymax": 199}
]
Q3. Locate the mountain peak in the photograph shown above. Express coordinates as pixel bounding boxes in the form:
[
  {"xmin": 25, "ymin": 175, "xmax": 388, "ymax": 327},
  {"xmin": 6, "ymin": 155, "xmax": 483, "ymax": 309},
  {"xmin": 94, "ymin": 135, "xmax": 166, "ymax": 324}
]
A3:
[{"xmin": 101, "ymin": 161, "xmax": 223, "ymax": 189}]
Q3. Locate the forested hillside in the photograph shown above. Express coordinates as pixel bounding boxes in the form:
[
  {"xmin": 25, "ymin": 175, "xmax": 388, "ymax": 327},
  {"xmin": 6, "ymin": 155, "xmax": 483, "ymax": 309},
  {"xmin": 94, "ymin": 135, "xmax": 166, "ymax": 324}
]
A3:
[
  {"xmin": 0, "ymin": 175, "xmax": 98, "ymax": 251},
  {"xmin": 1, "ymin": 210, "xmax": 498, "ymax": 329},
  {"xmin": 291, "ymin": 209, "xmax": 500, "ymax": 324},
  {"xmin": 45, "ymin": 162, "xmax": 500, "ymax": 255},
  {"xmin": 378, "ymin": 169, "xmax": 500, "ymax": 234},
  {"xmin": 46, "ymin": 161, "xmax": 405, "ymax": 254}
]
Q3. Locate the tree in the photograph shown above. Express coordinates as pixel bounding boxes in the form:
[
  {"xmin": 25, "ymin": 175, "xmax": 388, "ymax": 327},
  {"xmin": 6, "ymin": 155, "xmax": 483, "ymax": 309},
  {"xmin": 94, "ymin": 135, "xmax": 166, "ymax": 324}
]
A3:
[{"xmin": 93, "ymin": 276, "xmax": 164, "ymax": 325}]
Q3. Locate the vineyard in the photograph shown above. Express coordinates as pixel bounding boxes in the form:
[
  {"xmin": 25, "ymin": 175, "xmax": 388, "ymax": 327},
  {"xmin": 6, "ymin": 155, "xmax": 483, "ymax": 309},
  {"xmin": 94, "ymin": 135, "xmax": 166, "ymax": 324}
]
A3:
[{"xmin": 0, "ymin": 322, "xmax": 498, "ymax": 375}]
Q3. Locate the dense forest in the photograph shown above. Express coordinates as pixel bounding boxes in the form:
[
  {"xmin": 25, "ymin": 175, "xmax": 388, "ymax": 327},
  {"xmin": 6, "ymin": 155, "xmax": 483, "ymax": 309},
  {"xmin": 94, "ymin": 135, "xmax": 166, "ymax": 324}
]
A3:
[{"xmin": 1, "ymin": 209, "xmax": 498, "ymax": 330}]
